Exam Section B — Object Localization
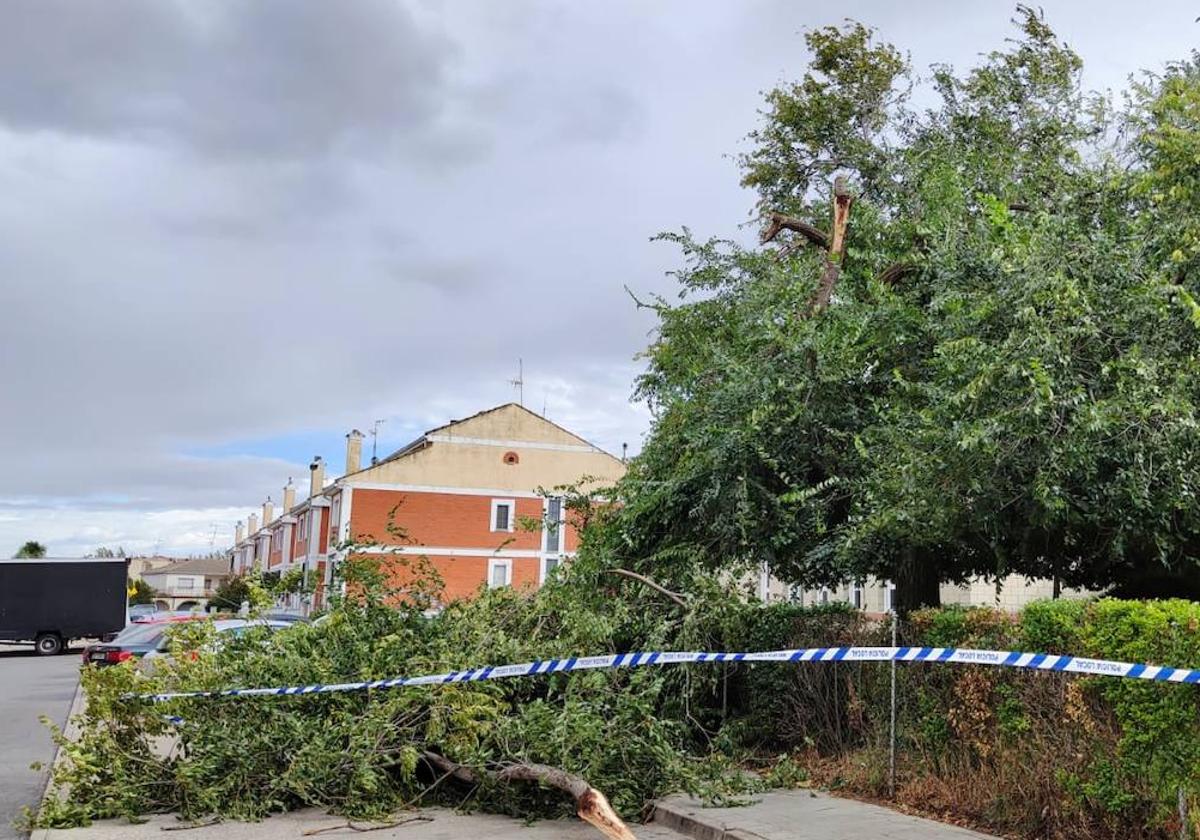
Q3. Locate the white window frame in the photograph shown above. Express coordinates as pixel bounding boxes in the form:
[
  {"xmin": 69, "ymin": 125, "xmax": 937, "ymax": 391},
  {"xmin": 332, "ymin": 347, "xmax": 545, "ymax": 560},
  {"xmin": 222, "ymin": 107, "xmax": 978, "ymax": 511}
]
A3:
[
  {"xmin": 491, "ymin": 499, "xmax": 516, "ymax": 532},
  {"xmin": 542, "ymin": 496, "xmax": 564, "ymax": 554},
  {"xmin": 299, "ymin": 511, "xmax": 308, "ymax": 540},
  {"xmin": 851, "ymin": 581, "xmax": 864, "ymax": 610},
  {"xmin": 883, "ymin": 580, "xmax": 896, "ymax": 613},
  {"xmin": 539, "ymin": 555, "xmax": 561, "ymax": 585},
  {"xmin": 819, "ymin": 587, "xmax": 831, "ymax": 605},
  {"xmin": 487, "ymin": 558, "xmax": 513, "ymax": 588}
]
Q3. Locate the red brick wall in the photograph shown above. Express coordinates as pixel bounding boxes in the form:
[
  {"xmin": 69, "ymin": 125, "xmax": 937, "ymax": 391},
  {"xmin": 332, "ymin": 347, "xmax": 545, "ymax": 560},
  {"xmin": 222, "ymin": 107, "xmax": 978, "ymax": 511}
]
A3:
[
  {"xmin": 357, "ymin": 552, "xmax": 541, "ymax": 602},
  {"xmin": 268, "ymin": 527, "xmax": 284, "ymax": 569},
  {"xmin": 344, "ymin": 488, "xmax": 578, "ymax": 601},
  {"xmin": 350, "ymin": 489, "xmax": 559, "ymax": 550}
]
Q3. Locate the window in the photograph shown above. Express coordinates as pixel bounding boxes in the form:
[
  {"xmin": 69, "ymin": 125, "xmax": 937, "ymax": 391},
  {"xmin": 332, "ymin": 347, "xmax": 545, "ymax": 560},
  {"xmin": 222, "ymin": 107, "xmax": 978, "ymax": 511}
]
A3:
[
  {"xmin": 175, "ymin": 575, "xmax": 200, "ymax": 592},
  {"xmin": 851, "ymin": 581, "xmax": 864, "ymax": 610},
  {"xmin": 491, "ymin": 499, "xmax": 515, "ymax": 532},
  {"xmin": 488, "ymin": 558, "xmax": 512, "ymax": 588},
  {"xmin": 788, "ymin": 584, "xmax": 804, "ymax": 606},
  {"xmin": 298, "ymin": 511, "xmax": 308, "ymax": 539},
  {"xmin": 544, "ymin": 497, "xmax": 562, "ymax": 554},
  {"xmin": 819, "ymin": 587, "xmax": 830, "ymax": 605},
  {"xmin": 540, "ymin": 555, "xmax": 560, "ymax": 585},
  {"xmin": 884, "ymin": 580, "xmax": 896, "ymax": 613}
]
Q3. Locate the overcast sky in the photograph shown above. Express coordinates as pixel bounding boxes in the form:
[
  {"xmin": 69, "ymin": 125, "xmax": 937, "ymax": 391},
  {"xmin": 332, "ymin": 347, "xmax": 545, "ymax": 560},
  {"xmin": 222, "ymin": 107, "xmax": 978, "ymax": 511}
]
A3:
[{"xmin": 1, "ymin": 1, "xmax": 1196, "ymax": 557}]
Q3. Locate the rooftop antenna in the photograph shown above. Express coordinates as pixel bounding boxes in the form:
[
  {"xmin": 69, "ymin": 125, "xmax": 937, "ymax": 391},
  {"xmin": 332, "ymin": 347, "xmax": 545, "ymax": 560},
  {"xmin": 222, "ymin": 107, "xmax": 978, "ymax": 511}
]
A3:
[
  {"xmin": 541, "ymin": 393, "xmax": 547, "ymax": 417},
  {"xmin": 508, "ymin": 358, "xmax": 524, "ymax": 406},
  {"xmin": 370, "ymin": 419, "xmax": 386, "ymax": 465},
  {"xmin": 207, "ymin": 523, "xmax": 218, "ymax": 547}
]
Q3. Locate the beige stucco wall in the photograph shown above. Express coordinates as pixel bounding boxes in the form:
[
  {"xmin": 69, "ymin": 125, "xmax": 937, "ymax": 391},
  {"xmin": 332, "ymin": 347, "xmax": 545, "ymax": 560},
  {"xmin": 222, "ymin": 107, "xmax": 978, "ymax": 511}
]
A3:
[
  {"xmin": 345, "ymin": 405, "xmax": 625, "ymax": 493},
  {"xmin": 760, "ymin": 571, "xmax": 1094, "ymax": 614}
]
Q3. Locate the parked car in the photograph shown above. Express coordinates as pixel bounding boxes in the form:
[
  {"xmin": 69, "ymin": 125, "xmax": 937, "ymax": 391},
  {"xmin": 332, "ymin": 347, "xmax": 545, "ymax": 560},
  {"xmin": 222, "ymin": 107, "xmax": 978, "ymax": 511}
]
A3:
[
  {"xmin": 128, "ymin": 604, "xmax": 158, "ymax": 622},
  {"xmin": 82, "ymin": 614, "xmax": 202, "ymax": 666},
  {"xmin": 259, "ymin": 611, "xmax": 308, "ymax": 623},
  {"xmin": 138, "ymin": 618, "xmax": 293, "ymax": 673}
]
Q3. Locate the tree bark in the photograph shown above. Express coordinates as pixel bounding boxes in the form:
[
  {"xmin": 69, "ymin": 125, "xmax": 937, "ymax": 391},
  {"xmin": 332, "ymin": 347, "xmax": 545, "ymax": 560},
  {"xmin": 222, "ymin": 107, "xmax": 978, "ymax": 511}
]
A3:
[
  {"xmin": 760, "ymin": 212, "xmax": 829, "ymax": 250},
  {"xmin": 606, "ymin": 569, "xmax": 687, "ymax": 606},
  {"xmin": 422, "ymin": 753, "xmax": 638, "ymax": 840},
  {"xmin": 894, "ymin": 545, "xmax": 941, "ymax": 616},
  {"xmin": 808, "ymin": 177, "xmax": 854, "ymax": 315}
]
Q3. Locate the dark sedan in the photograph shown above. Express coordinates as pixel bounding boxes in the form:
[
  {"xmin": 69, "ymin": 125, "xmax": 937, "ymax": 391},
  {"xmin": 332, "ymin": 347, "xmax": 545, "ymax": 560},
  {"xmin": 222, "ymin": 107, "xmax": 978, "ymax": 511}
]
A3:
[{"xmin": 81, "ymin": 616, "xmax": 199, "ymax": 666}]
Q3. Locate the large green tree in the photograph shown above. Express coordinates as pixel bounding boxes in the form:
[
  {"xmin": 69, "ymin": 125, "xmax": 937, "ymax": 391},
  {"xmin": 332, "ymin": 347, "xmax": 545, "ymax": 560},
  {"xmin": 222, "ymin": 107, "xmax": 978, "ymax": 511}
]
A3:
[{"xmin": 613, "ymin": 10, "xmax": 1200, "ymax": 609}]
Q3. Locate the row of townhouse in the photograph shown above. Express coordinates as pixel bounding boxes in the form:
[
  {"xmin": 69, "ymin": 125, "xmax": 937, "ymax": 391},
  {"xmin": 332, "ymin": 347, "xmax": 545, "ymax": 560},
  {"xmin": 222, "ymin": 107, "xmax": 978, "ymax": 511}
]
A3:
[{"xmin": 228, "ymin": 403, "xmax": 627, "ymax": 613}]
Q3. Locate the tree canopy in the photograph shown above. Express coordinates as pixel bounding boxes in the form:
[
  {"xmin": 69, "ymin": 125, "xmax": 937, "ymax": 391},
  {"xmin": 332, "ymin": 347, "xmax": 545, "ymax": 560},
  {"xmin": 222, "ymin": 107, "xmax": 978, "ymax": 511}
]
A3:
[
  {"xmin": 14, "ymin": 540, "xmax": 47, "ymax": 558},
  {"xmin": 611, "ymin": 8, "xmax": 1200, "ymax": 609}
]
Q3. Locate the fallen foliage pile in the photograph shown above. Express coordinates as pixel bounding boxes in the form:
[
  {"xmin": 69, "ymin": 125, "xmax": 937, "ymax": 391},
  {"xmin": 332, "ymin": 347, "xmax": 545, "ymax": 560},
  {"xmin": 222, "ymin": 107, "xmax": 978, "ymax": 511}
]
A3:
[{"xmin": 33, "ymin": 557, "xmax": 1200, "ymax": 839}]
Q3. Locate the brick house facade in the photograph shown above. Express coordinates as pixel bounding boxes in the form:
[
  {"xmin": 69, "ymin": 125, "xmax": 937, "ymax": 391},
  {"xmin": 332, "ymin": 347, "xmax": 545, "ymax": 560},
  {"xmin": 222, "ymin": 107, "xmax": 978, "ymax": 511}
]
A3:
[{"xmin": 228, "ymin": 404, "xmax": 625, "ymax": 612}]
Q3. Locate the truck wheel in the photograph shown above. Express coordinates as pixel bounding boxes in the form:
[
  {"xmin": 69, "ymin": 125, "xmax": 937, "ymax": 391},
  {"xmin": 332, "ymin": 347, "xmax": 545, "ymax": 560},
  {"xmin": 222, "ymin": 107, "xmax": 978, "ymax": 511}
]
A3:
[{"xmin": 34, "ymin": 633, "xmax": 63, "ymax": 656}]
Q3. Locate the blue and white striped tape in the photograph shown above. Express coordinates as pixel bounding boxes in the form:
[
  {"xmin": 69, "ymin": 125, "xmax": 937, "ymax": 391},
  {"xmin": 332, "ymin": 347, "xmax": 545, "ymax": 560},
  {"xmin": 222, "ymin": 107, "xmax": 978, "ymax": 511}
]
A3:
[{"xmin": 130, "ymin": 646, "xmax": 1200, "ymax": 704}]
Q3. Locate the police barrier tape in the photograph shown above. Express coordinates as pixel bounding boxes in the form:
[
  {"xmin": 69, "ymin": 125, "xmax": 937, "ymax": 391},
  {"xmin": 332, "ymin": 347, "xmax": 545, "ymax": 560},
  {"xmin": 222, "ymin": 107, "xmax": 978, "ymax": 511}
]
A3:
[{"xmin": 131, "ymin": 646, "xmax": 1200, "ymax": 704}]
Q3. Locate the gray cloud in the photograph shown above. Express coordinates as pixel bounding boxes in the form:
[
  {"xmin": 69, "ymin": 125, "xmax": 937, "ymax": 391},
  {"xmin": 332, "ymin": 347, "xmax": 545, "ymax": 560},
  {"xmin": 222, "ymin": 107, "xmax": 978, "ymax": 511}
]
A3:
[
  {"xmin": 0, "ymin": 0, "xmax": 466, "ymax": 162},
  {"xmin": 1, "ymin": 1, "xmax": 1198, "ymax": 557}
]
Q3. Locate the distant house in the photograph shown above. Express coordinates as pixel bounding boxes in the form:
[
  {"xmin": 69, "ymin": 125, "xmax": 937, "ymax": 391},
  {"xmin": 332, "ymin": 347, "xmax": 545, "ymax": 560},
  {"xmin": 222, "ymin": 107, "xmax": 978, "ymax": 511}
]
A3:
[
  {"xmin": 126, "ymin": 555, "xmax": 174, "ymax": 581},
  {"xmin": 141, "ymin": 556, "xmax": 231, "ymax": 612},
  {"xmin": 228, "ymin": 403, "xmax": 627, "ymax": 613}
]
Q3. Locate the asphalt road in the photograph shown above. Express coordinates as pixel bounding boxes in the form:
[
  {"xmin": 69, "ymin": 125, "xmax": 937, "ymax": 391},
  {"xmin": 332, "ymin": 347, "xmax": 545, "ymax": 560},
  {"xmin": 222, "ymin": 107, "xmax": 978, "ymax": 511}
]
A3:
[{"xmin": 0, "ymin": 646, "xmax": 79, "ymax": 840}]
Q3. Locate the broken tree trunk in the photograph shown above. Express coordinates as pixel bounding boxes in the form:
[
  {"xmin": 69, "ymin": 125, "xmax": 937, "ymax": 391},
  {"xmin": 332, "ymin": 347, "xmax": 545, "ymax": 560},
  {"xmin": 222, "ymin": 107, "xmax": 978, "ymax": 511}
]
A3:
[
  {"xmin": 809, "ymin": 176, "xmax": 854, "ymax": 315},
  {"xmin": 422, "ymin": 752, "xmax": 638, "ymax": 840}
]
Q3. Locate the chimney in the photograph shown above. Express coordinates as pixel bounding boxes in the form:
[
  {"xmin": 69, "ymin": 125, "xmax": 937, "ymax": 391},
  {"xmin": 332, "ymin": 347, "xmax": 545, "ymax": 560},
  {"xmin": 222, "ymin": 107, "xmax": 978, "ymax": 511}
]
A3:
[
  {"xmin": 248, "ymin": 512, "xmax": 259, "ymax": 534},
  {"xmin": 309, "ymin": 456, "xmax": 325, "ymax": 499},
  {"xmin": 282, "ymin": 479, "xmax": 295, "ymax": 513},
  {"xmin": 235, "ymin": 521, "xmax": 245, "ymax": 544},
  {"xmin": 345, "ymin": 429, "xmax": 364, "ymax": 475},
  {"xmin": 262, "ymin": 496, "xmax": 274, "ymax": 526}
]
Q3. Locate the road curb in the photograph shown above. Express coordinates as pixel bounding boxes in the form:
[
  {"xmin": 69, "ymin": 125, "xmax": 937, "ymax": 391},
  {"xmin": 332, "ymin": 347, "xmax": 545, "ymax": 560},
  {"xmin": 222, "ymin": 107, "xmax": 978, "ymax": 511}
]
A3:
[
  {"xmin": 31, "ymin": 667, "xmax": 85, "ymax": 835},
  {"xmin": 649, "ymin": 797, "xmax": 758, "ymax": 840}
]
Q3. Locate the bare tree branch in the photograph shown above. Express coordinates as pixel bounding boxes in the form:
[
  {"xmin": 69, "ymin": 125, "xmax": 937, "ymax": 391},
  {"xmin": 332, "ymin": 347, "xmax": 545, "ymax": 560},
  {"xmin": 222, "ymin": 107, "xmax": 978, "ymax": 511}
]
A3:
[
  {"xmin": 623, "ymin": 285, "xmax": 668, "ymax": 314},
  {"xmin": 760, "ymin": 212, "xmax": 830, "ymax": 249},
  {"xmin": 421, "ymin": 753, "xmax": 638, "ymax": 840},
  {"xmin": 876, "ymin": 262, "xmax": 917, "ymax": 286},
  {"xmin": 605, "ymin": 569, "xmax": 688, "ymax": 606}
]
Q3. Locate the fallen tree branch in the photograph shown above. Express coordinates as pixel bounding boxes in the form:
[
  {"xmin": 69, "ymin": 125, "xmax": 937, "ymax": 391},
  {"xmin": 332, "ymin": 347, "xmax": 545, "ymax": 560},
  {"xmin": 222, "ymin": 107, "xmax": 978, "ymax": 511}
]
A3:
[
  {"xmin": 421, "ymin": 753, "xmax": 637, "ymax": 840},
  {"xmin": 606, "ymin": 569, "xmax": 688, "ymax": 606},
  {"xmin": 303, "ymin": 817, "xmax": 434, "ymax": 836},
  {"xmin": 760, "ymin": 212, "xmax": 829, "ymax": 249},
  {"xmin": 875, "ymin": 261, "xmax": 917, "ymax": 286}
]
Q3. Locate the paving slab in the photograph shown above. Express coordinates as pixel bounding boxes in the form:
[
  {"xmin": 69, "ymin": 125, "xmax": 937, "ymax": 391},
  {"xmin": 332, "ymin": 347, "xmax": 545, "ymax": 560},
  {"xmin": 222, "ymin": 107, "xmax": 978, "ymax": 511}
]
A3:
[
  {"xmin": 651, "ymin": 789, "xmax": 999, "ymax": 839},
  {"xmin": 32, "ymin": 809, "xmax": 687, "ymax": 840}
]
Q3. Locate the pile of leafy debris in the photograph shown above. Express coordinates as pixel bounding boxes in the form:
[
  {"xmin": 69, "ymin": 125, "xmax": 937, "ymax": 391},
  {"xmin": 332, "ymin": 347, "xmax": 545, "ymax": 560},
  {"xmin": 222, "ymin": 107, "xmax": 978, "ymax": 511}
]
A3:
[{"xmin": 33, "ymin": 553, "xmax": 829, "ymax": 830}]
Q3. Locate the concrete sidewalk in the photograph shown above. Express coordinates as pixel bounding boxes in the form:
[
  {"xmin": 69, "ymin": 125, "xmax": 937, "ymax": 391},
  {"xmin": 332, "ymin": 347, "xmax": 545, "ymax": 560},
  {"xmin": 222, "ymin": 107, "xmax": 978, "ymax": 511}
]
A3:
[
  {"xmin": 32, "ymin": 790, "xmax": 998, "ymax": 840},
  {"xmin": 652, "ymin": 790, "xmax": 997, "ymax": 839}
]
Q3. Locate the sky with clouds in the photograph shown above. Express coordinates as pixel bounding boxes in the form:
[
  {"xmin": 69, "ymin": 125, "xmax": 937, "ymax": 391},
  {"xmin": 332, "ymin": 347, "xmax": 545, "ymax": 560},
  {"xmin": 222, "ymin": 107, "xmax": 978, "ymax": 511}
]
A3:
[{"xmin": 1, "ymin": 0, "xmax": 1197, "ymax": 557}]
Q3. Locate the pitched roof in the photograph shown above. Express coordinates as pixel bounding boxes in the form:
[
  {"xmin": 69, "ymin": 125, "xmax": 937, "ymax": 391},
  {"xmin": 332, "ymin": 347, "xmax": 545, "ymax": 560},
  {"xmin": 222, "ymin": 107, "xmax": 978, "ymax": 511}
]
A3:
[
  {"xmin": 371, "ymin": 402, "xmax": 614, "ymax": 470},
  {"xmin": 144, "ymin": 556, "xmax": 230, "ymax": 577}
]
